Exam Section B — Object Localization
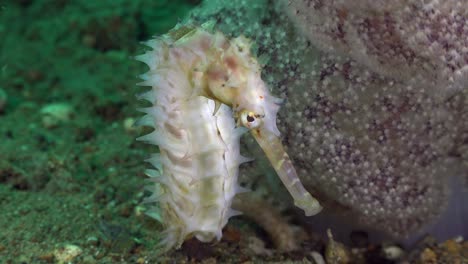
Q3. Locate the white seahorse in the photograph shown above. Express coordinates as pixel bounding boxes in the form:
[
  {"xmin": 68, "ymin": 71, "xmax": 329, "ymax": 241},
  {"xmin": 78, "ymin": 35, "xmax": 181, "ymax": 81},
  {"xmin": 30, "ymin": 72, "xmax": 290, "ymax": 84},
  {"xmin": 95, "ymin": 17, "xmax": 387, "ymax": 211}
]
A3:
[{"xmin": 135, "ymin": 23, "xmax": 322, "ymax": 252}]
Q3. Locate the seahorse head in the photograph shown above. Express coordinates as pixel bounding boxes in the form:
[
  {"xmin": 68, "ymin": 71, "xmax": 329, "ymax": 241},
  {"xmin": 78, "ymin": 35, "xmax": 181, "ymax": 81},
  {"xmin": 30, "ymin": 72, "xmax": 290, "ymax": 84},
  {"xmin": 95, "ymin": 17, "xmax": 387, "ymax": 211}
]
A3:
[{"xmin": 201, "ymin": 33, "xmax": 281, "ymax": 133}]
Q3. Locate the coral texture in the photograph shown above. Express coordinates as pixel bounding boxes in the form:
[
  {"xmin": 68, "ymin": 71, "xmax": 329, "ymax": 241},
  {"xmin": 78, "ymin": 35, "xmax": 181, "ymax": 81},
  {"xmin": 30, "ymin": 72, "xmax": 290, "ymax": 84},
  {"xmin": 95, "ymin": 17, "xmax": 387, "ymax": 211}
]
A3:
[
  {"xmin": 286, "ymin": 0, "xmax": 468, "ymax": 92},
  {"xmin": 283, "ymin": 0, "xmax": 467, "ymax": 235}
]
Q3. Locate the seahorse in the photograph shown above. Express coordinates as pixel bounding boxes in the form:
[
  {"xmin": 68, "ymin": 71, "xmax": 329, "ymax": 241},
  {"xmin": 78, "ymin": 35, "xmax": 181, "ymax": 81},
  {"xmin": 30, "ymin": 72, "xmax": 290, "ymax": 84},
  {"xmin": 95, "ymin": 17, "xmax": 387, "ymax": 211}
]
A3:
[{"xmin": 135, "ymin": 23, "xmax": 322, "ymax": 252}]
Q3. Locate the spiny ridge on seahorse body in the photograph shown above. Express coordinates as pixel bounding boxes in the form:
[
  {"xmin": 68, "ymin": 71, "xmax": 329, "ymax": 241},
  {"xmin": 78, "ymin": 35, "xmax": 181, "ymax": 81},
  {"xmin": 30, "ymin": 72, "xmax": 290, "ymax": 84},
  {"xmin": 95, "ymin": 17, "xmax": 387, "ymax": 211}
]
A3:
[{"xmin": 135, "ymin": 23, "xmax": 322, "ymax": 252}]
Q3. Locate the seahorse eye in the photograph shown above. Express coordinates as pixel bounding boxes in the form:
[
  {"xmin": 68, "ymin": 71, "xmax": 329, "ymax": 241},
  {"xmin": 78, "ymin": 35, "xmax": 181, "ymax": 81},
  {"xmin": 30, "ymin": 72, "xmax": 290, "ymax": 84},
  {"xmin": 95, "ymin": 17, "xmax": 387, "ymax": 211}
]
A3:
[{"xmin": 240, "ymin": 111, "xmax": 262, "ymax": 129}]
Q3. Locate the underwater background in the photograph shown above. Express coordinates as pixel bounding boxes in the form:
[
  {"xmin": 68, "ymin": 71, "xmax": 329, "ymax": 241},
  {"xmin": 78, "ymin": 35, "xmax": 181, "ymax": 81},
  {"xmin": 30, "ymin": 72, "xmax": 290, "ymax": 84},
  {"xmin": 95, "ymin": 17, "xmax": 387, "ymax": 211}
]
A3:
[{"xmin": 0, "ymin": 0, "xmax": 467, "ymax": 263}]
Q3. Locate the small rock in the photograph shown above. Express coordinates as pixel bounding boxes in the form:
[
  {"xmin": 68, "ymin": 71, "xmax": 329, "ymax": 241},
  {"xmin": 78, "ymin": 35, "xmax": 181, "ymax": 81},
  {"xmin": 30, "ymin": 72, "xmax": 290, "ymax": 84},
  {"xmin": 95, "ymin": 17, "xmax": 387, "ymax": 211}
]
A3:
[
  {"xmin": 82, "ymin": 255, "xmax": 96, "ymax": 264},
  {"xmin": 383, "ymin": 245, "xmax": 404, "ymax": 260},
  {"xmin": 442, "ymin": 238, "xmax": 461, "ymax": 254},
  {"xmin": 18, "ymin": 255, "xmax": 30, "ymax": 263},
  {"xmin": 202, "ymin": 257, "xmax": 217, "ymax": 264},
  {"xmin": 123, "ymin": 117, "xmax": 141, "ymax": 133},
  {"xmin": 309, "ymin": 251, "xmax": 326, "ymax": 264},
  {"xmin": 420, "ymin": 248, "xmax": 437, "ymax": 264},
  {"xmin": 37, "ymin": 253, "xmax": 55, "ymax": 262},
  {"xmin": 134, "ymin": 205, "xmax": 146, "ymax": 217},
  {"xmin": 119, "ymin": 204, "xmax": 132, "ymax": 217},
  {"xmin": 136, "ymin": 257, "xmax": 146, "ymax": 264},
  {"xmin": 247, "ymin": 236, "xmax": 273, "ymax": 256},
  {"xmin": 181, "ymin": 238, "xmax": 215, "ymax": 261},
  {"xmin": 86, "ymin": 236, "xmax": 99, "ymax": 247},
  {"xmin": 222, "ymin": 226, "xmax": 241, "ymax": 243},
  {"xmin": 26, "ymin": 69, "xmax": 44, "ymax": 82},
  {"xmin": 40, "ymin": 103, "xmax": 74, "ymax": 128},
  {"xmin": 53, "ymin": 244, "xmax": 83, "ymax": 264}
]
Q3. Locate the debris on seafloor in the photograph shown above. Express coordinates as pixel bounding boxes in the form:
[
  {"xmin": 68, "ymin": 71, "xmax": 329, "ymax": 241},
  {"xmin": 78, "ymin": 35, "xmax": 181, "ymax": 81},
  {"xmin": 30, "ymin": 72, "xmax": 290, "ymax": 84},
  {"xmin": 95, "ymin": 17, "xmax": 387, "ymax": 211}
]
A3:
[
  {"xmin": 232, "ymin": 193, "xmax": 306, "ymax": 252},
  {"xmin": 53, "ymin": 244, "xmax": 83, "ymax": 264},
  {"xmin": 40, "ymin": 103, "xmax": 74, "ymax": 128},
  {"xmin": 382, "ymin": 244, "xmax": 405, "ymax": 260},
  {"xmin": 406, "ymin": 235, "xmax": 468, "ymax": 264},
  {"xmin": 325, "ymin": 229, "xmax": 351, "ymax": 264}
]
